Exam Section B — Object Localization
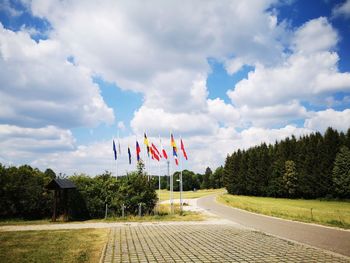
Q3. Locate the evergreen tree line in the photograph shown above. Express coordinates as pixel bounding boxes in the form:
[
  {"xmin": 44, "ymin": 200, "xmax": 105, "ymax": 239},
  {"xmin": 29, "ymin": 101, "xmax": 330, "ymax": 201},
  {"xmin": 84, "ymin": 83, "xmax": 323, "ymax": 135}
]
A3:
[{"xmin": 223, "ymin": 127, "xmax": 350, "ymax": 199}]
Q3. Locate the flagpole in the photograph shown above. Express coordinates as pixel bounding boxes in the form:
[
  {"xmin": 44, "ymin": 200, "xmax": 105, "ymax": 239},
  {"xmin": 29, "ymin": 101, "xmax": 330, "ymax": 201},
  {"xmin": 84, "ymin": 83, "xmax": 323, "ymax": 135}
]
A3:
[
  {"xmin": 158, "ymin": 136, "xmax": 161, "ymax": 212},
  {"xmin": 180, "ymin": 136, "xmax": 183, "ymax": 214},
  {"xmin": 117, "ymin": 131, "xmax": 119, "ymax": 178},
  {"xmin": 114, "ymin": 137, "xmax": 118, "ymax": 179},
  {"xmin": 168, "ymin": 159, "xmax": 173, "ymax": 214},
  {"xmin": 170, "ymin": 132, "xmax": 174, "ymax": 214}
]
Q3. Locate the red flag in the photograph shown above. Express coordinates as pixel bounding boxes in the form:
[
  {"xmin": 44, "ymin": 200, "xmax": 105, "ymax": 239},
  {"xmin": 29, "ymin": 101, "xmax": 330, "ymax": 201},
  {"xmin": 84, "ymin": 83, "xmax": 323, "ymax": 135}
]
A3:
[
  {"xmin": 152, "ymin": 143, "xmax": 161, "ymax": 157},
  {"xmin": 180, "ymin": 139, "xmax": 188, "ymax": 160},
  {"xmin": 136, "ymin": 141, "xmax": 141, "ymax": 161},
  {"xmin": 160, "ymin": 139, "xmax": 168, "ymax": 159},
  {"xmin": 150, "ymin": 143, "xmax": 160, "ymax": 161}
]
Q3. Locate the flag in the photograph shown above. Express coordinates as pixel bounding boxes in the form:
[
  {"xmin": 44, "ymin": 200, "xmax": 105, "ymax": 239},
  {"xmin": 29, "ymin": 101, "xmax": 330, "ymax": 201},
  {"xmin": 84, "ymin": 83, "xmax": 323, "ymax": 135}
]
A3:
[
  {"xmin": 113, "ymin": 140, "xmax": 117, "ymax": 160},
  {"xmin": 180, "ymin": 138, "xmax": 188, "ymax": 160},
  {"xmin": 171, "ymin": 133, "xmax": 178, "ymax": 165},
  {"xmin": 118, "ymin": 139, "xmax": 121, "ymax": 155},
  {"xmin": 128, "ymin": 146, "xmax": 131, "ymax": 164},
  {"xmin": 151, "ymin": 143, "xmax": 160, "ymax": 161},
  {"xmin": 144, "ymin": 133, "xmax": 150, "ymax": 157},
  {"xmin": 136, "ymin": 141, "xmax": 141, "ymax": 161},
  {"xmin": 150, "ymin": 146, "xmax": 154, "ymax": 160},
  {"xmin": 160, "ymin": 139, "xmax": 168, "ymax": 159}
]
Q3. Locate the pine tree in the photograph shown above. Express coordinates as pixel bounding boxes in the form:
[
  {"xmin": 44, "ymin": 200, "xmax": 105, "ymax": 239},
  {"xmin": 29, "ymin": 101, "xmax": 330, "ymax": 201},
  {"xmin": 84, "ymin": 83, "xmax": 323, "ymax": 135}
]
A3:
[
  {"xmin": 201, "ymin": 167, "xmax": 212, "ymax": 189},
  {"xmin": 332, "ymin": 146, "xmax": 350, "ymax": 198},
  {"xmin": 283, "ymin": 160, "xmax": 298, "ymax": 198}
]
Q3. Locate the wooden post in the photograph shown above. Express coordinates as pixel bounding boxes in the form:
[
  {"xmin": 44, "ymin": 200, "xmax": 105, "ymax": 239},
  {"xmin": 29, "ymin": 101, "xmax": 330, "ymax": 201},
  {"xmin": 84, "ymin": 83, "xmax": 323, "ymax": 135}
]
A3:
[
  {"xmin": 52, "ymin": 190, "xmax": 57, "ymax": 222},
  {"xmin": 63, "ymin": 189, "xmax": 68, "ymax": 221}
]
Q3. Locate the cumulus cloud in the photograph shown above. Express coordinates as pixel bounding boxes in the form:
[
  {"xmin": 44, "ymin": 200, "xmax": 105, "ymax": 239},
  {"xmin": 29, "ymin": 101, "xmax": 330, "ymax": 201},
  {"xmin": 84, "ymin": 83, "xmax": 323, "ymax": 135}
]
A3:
[
  {"xmin": 0, "ymin": 124, "xmax": 75, "ymax": 165},
  {"xmin": 227, "ymin": 17, "xmax": 350, "ymax": 127},
  {"xmin": 131, "ymin": 106, "xmax": 218, "ymax": 136},
  {"xmin": 304, "ymin": 109, "xmax": 350, "ymax": 132},
  {"xmin": 292, "ymin": 17, "xmax": 338, "ymax": 54},
  {"xmin": 0, "ymin": 23, "xmax": 114, "ymax": 129},
  {"xmin": 207, "ymin": 98, "xmax": 240, "ymax": 125},
  {"xmin": 332, "ymin": 0, "xmax": 350, "ymax": 19},
  {"xmin": 239, "ymin": 101, "xmax": 308, "ymax": 127},
  {"xmin": 24, "ymin": 0, "xmax": 288, "ymax": 113}
]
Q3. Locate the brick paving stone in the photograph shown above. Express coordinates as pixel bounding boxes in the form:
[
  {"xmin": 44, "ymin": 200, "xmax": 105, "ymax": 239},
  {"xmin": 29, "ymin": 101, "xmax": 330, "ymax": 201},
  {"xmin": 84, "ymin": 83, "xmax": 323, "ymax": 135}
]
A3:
[{"xmin": 101, "ymin": 223, "xmax": 350, "ymax": 263}]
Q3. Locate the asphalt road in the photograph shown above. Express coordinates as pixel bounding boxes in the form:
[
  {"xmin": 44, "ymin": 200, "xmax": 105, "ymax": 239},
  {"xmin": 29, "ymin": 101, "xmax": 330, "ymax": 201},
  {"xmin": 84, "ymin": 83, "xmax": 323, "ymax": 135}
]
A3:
[{"xmin": 197, "ymin": 195, "xmax": 350, "ymax": 257}]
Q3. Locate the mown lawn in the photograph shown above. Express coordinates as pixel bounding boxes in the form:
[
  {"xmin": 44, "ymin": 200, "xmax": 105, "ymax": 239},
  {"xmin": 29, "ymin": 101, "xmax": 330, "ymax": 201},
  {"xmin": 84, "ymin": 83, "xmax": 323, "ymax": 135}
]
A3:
[
  {"xmin": 217, "ymin": 194, "xmax": 350, "ymax": 229},
  {"xmin": 157, "ymin": 188, "xmax": 225, "ymax": 202},
  {"xmin": 0, "ymin": 228, "xmax": 108, "ymax": 263},
  {"xmin": 0, "ymin": 204, "xmax": 205, "ymax": 226}
]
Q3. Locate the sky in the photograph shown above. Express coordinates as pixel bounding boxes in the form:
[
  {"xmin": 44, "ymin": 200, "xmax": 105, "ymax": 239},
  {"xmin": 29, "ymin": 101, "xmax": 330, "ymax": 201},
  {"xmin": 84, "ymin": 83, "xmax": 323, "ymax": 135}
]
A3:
[{"xmin": 0, "ymin": 0, "xmax": 350, "ymax": 176}]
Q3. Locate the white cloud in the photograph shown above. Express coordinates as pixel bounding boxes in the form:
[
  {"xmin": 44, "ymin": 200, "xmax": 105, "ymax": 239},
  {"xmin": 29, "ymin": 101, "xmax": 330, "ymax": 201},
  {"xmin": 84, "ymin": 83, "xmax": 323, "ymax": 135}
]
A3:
[
  {"xmin": 332, "ymin": 0, "xmax": 350, "ymax": 19},
  {"xmin": 131, "ymin": 106, "xmax": 218, "ymax": 136},
  {"xmin": 304, "ymin": 109, "xmax": 350, "ymax": 133},
  {"xmin": 0, "ymin": 124, "xmax": 75, "ymax": 164},
  {"xmin": 24, "ymin": 0, "xmax": 287, "ymax": 113},
  {"xmin": 228, "ymin": 52, "xmax": 350, "ymax": 106},
  {"xmin": 207, "ymin": 98, "xmax": 240, "ymax": 125},
  {"xmin": 0, "ymin": 23, "xmax": 114, "ymax": 128},
  {"xmin": 292, "ymin": 17, "xmax": 338, "ymax": 54},
  {"xmin": 227, "ymin": 17, "xmax": 350, "ymax": 127},
  {"xmin": 117, "ymin": 121, "xmax": 126, "ymax": 130},
  {"xmin": 239, "ymin": 101, "xmax": 308, "ymax": 127},
  {"xmin": 224, "ymin": 58, "xmax": 245, "ymax": 75}
]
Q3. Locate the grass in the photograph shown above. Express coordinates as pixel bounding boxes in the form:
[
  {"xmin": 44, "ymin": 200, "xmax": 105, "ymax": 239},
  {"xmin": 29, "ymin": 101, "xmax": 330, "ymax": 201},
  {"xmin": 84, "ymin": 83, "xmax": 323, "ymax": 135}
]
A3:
[
  {"xmin": 0, "ymin": 228, "xmax": 108, "ymax": 263},
  {"xmin": 0, "ymin": 204, "xmax": 205, "ymax": 226},
  {"xmin": 217, "ymin": 194, "xmax": 350, "ymax": 229},
  {"xmin": 157, "ymin": 188, "xmax": 225, "ymax": 202},
  {"xmin": 92, "ymin": 204, "xmax": 205, "ymax": 222},
  {"xmin": 0, "ymin": 218, "xmax": 54, "ymax": 226}
]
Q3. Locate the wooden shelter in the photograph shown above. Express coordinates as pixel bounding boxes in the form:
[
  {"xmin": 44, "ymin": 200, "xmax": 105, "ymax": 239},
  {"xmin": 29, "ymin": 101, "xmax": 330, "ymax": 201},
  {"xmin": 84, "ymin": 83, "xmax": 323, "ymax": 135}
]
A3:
[{"xmin": 46, "ymin": 178, "xmax": 76, "ymax": 222}]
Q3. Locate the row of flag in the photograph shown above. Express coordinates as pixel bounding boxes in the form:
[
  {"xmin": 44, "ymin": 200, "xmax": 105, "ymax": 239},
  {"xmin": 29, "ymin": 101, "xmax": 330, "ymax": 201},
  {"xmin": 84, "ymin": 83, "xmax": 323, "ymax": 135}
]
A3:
[{"xmin": 113, "ymin": 133, "xmax": 188, "ymax": 166}]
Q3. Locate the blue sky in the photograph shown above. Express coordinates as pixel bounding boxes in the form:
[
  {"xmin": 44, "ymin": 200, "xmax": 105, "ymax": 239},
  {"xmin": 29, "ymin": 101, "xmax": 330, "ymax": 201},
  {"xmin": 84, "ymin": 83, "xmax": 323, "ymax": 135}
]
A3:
[{"xmin": 0, "ymin": 0, "xmax": 349, "ymax": 175}]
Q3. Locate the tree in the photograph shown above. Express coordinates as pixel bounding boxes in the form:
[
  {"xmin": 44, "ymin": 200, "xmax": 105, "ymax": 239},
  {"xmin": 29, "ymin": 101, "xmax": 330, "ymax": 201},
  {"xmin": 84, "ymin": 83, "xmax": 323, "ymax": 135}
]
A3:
[
  {"xmin": 0, "ymin": 164, "xmax": 52, "ymax": 219},
  {"xmin": 44, "ymin": 168, "xmax": 56, "ymax": 179},
  {"xmin": 114, "ymin": 172, "xmax": 157, "ymax": 215},
  {"xmin": 332, "ymin": 146, "xmax": 350, "ymax": 198},
  {"xmin": 212, "ymin": 166, "xmax": 224, "ymax": 188},
  {"xmin": 201, "ymin": 167, "xmax": 212, "ymax": 189},
  {"xmin": 283, "ymin": 160, "xmax": 298, "ymax": 198}
]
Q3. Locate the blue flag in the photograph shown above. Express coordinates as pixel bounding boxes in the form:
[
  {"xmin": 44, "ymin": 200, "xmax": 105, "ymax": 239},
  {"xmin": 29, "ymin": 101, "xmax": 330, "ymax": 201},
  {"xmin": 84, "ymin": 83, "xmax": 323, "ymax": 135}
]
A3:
[
  {"xmin": 113, "ymin": 140, "xmax": 117, "ymax": 160},
  {"xmin": 128, "ymin": 146, "xmax": 131, "ymax": 164}
]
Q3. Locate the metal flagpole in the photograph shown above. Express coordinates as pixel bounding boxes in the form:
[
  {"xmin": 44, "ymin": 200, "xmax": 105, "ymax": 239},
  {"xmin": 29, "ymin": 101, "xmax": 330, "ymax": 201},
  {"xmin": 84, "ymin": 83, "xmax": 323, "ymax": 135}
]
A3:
[
  {"xmin": 158, "ymin": 136, "xmax": 161, "ymax": 213},
  {"xmin": 180, "ymin": 149, "xmax": 183, "ymax": 214},
  {"xmin": 117, "ymin": 131, "xmax": 120, "ymax": 178},
  {"xmin": 168, "ymin": 160, "xmax": 173, "ymax": 214},
  {"xmin": 114, "ymin": 137, "xmax": 118, "ymax": 179}
]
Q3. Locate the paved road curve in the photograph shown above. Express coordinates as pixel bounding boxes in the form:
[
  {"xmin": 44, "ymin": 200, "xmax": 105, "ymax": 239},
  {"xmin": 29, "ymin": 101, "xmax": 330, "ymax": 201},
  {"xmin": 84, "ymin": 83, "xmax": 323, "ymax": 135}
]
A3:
[{"xmin": 197, "ymin": 194, "xmax": 350, "ymax": 257}]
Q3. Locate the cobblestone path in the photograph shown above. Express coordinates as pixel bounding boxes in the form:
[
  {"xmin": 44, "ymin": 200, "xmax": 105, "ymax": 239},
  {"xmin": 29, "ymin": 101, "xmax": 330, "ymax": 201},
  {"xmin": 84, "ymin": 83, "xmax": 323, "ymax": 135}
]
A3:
[{"xmin": 102, "ymin": 223, "xmax": 349, "ymax": 263}]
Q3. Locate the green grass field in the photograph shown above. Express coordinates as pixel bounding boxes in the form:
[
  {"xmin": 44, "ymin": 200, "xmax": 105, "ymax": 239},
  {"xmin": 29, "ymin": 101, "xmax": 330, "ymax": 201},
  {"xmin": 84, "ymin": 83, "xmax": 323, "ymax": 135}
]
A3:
[
  {"xmin": 217, "ymin": 194, "xmax": 350, "ymax": 229},
  {"xmin": 0, "ymin": 228, "xmax": 108, "ymax": 263},
  {"xmin": 157, "ymin": 188, "xmax": 225, "ymax": 202}
]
